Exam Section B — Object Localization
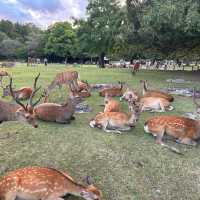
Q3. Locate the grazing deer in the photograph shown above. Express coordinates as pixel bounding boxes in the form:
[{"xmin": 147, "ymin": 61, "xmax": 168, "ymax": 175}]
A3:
[
  {"xmin": 45, "ymin": 70, "xmax": 80, "ymax": 96},
  {"xmin": 0, "ymin": 70, "xmax": 10, "ymax": 86},
  {"xmin": 99, "ymin": 82, "xmax": 125, "ymax": 97},
  {"xmin": 0, "ymin": 74, "xmax": 41, "ymax": 128},
  {"xmin": 140, "ymin": 80, "xmax": 174, "ymax": 102},
  {"xmin": 144, "ymin": 115, "xmax": 200, "ymax": 146},
  {"xmin": 90, "ymin": 100, "xmax": 141, "ymax": 134},
  {"xmin": 0, "ymin": 166, "xmax": 103, "ymax": 200},
  {"xmin": 103, "ymin": 93, "xmax": 120, "ymax": 113},
  {"xmin": 33, "ymin": 96, "xmax": 82, "ymax": 123},
  {"xmin": 78, "ymin": 80, "xmax": 91, "ymax": 92},
  {"xmin": 2, "ymin": 85, "xmax": 33, "ymax": 100},
  {"xmin": 120, "ymin": 88, "xmax": 173, "ymax": 112}
]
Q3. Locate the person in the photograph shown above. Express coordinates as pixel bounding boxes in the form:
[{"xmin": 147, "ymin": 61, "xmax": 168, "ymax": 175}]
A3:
[{"xmin": 44, "ymin": 58, "xmax": 48, "ymax": 66}]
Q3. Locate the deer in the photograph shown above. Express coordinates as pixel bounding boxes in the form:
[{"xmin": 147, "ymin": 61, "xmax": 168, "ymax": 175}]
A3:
[
  {"xmin": 2, "ymin": 85, "xmax": 33, "ymax": 100},
  {"xmin": 140, "ymin": 80, "xmax": 174, "ymax": 102},
  {"xmin": 0, "ymin": 166, "xmax": 103, "ymax": 200},
  {"xmin": 99, "ymin": 82, "xmax": 125, "ymax": 97},
  {"xmin": 44, "ymin": 70, "xmax": 80, "ymax": 96},
  {"xmin": 120, "ymin": 88, "xmax": 173, "ymax": 112},
  {"xmin": 33, "ymin": 96, "xmax": 82, "ymax": 124},
  {"xmin": 144, "ymin": 115, "xmax": 200, "ymax": 146},
  {"xmin": 69, "ymin": 89, "xmax": 91, "ymax": 98},
  {"xmin": 0, "ymin": 74, "xmax": 41, "ymax": 128},
  {"xmin": 0, "ymin": 70, "xmax": 10, "ymax": 87},
  {"xmin": 78, "ymin": 80, "xmax": 91, "ymax": 92},
  {"xmin": 90, "ymin": 100, "xmax": 141, "ymax": 134},
  {"xmin": 103, "ymin": 93, "xmax": 121, "ymax": 113}
]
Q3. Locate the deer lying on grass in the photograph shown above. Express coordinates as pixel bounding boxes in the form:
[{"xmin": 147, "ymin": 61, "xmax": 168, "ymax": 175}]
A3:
[
  {"xmin": 70, "ymin": 89, "xmax": 91, "ymax": 98},
  {"xmin": 2, "ymin": 85, "xmax": 33, "ymax": 100},
  {"xmin": 78, "ymin": 80, "xmax": 91, "ymax": 92},
  {"xmin": 90, "ymin": 100, "xmax": 141, "ymax": 134},
  {"xmin": 144, "ymin": 115, "xmax": 200, "ymax": 146},
  {"xmin": 0, "ymin": 74, "xmax": 40, "ymax": 128},
  {"xmin": 103, "ymin": 93, "xmax": 120, "ymax": 113},
  {"xmin": 0, "ymin": 70, "xmax": 10, "ymax": 86},
  {"xmin": 140, "ymin": 80, "xmax": 174, "ymax": 102},
  {"xmin": 0, "ymin": 166, "xmax": 103, "ymax": 200},
  {"xmin": 121, "ymin": 88, "xmax": 173, "ymax": 112},
  {"xmin": 44, "ymin": 70, "xmax": 80, "ymax": 96},
  {"xmin": 33, "ymin": 96, "xmax": 82, "ymax": 123},
  {"xmin": 99, "ymin": 82, "xmax": 125, "ymax": 97}
]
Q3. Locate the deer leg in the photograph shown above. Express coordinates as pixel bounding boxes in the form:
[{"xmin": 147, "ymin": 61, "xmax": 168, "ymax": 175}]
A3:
[
  {"xmin": 176, "ymin": 138, "xmax": 197, "ymax": 146},
  {"xmin": 155, "ymin": 130, "xmax": 165, "ymax": 144},
  {"xmin": 102, "ymin": 121, "xmax": 122, "ymax": 134},
  {"xmin": 4, "ymin": 192, "xmax": 17, "ymax": 200}
]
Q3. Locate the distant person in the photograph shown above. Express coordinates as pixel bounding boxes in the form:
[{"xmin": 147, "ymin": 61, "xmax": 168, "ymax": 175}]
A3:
[{"xmin": 44, "ymin": 58, "xmax": 48, "ymax": 66}]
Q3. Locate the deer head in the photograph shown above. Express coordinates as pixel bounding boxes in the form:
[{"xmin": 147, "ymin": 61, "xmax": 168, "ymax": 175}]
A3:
[
  {"xmin": 9, "ymin": 74, "xmax": 42, "ymax": 128},
  {"xmin": 193, "ymin": 87, "xmax": 200, "ymax": 114},
  {"xmin": 80, "ymin": 176, "xmax": 103, "ymax": 200}
]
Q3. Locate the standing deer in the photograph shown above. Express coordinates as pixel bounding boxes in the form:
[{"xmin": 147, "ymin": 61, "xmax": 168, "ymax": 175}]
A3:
[
  {"xmin": 0, "ymin": 70, "xmax": 10, "ymax": 87},
  {"xmin": 0, "ymin": 166, "xmax": 103, "ymax": 200},
  {"xmin": 2, "ymin": 85, "xmax": 33, "ymax": 100},
  {"xmin": 144, "ymin": 115, "xmax": 200, "ymax": 146},
  {"xmin": 99, "ymin": 82, "xmax": 125, "ymax": 97},
  {"xmin": 120, "ymin": 88, "xmax": 173, "ymax": 112},
  {"xmin": 0, "ymin": 74, "xmax": 41, "ymax": 128},
  {"xmin": 140, "ymin": 80, "xmax": 174, "ymax": 102},
  {"xmin": 45, "ymin": 70, "xmax": 80, "ymax": 96},
  {"xmin": 90, "ymin": 100, "xmax": 141, "ymax": 134}
]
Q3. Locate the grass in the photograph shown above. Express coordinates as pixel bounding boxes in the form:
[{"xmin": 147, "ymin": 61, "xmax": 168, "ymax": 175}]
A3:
[{"xmin": 0, "ymin": 63, "xmax": 200, "ymax": 200}]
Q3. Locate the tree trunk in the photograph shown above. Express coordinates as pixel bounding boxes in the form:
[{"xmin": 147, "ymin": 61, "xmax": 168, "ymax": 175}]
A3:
[{"xmin": 99, "ymin": 52, "xmax": 105, "ymax": 68}]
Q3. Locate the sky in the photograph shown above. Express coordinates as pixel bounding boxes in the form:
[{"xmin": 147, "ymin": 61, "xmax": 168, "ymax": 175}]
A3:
[{"xmin": 0, "ymin": 0, "xmax": 88, "ymax": 29}]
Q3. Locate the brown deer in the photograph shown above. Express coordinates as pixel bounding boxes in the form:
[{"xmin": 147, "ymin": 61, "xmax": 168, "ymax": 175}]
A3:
[
  {"xmin": 45, "ymin": 70, "xmax": 80, "ymax": 96},
  {"xmin": 78, "ymin": 80, "xmax": 91, "ymax": 92},
  {"xmin": 140, "ymin": 80, "xmax": 174, "ymax": 102},
  {"xmin": 144, "ymin": 115, "xmax": 200, "ymax": 146},
  {"xmin": 0, "ymin": 74, "xmax": 41, "ymax": 128},
  {"xmin": 121, "ymin": 88, "xmax": 173, "ymax": 112},
  {"xmin": 0, "ymin": 166, "xmax": 103, "ymax": 200},
  {"xmin": 33, "ymin": 96, "xmax": 82, "ymax": 123},
  {"xmin": 0, "ymin": 70, "xmax": 10, "ymax": 86},
  {"xmin": 99, "ymin": 82, "xmax": 125, "ymax": 97},
  {"xmin": 69, "ymin": 90, "xmax": 91, "ymax": 98},
  {"xmin": 103, "ymin": 93, "xmax": 120, "ymax": 113},
  {"xmin": 2, "ymin": 85, "xmax": 33, "ymax": 100},
  {"xmin": 90, "ymin": 100, "xmax": 141, "ymax": 134}
]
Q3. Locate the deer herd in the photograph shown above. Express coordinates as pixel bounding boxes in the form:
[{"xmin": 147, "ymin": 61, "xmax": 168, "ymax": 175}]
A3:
[{"xmin": 0, "ymin": 68, "xmax": 200, "ymax": 200}]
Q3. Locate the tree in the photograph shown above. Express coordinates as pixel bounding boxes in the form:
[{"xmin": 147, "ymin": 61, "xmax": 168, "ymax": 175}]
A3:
[{"xmin": 44, "ymin": 22, "xmax": 76, "ymax": 62}]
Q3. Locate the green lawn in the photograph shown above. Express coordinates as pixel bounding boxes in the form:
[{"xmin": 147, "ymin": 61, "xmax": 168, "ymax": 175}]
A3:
[{"xmin": 0, "ymin": 63, "xmax": 200, "ymax": 200}]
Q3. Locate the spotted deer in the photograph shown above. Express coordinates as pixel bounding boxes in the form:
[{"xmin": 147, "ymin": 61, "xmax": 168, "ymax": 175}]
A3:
[
  {"xmin": 90, "ymin": 100, "xmax": 141, "ymax": 134},
  {"xmin": 0, "ymin": 74, "xmax": 41, "ymax": 128},
  {"xmin": 140, "ymin": 80, "xmax": 174, "ymax": 102},
  {"xmin": 120, "ymin": 88, "xmax": 173, "ymax": 112},
  {"xmin": 0, "ymin": 166, "xmax": 103, "ymax": 200},
  {"xmin": 144, "ymin": 115, "xmax": 200, "ymax": 146},
  {"xmin": 45, "ymin": 70, "xmax": 80, "ymax": 96}
]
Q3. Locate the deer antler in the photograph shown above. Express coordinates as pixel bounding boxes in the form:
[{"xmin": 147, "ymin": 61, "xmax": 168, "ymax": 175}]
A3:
[
  {"xmin": 193, "ymin": 87, "xmax": 200, "ymax": 108},
  {"xmin": 9, "ymin": 77, "xmax": 27, "ymax": 111},
  {"xmin": 29, "ymin": 73, "xmax": 42, "ymax": 107}
]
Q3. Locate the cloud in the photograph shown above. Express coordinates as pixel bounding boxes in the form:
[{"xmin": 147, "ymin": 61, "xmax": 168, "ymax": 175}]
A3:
[{"xmin": 0, "ymin": 0, "xmax": 88, "ymax": 29}]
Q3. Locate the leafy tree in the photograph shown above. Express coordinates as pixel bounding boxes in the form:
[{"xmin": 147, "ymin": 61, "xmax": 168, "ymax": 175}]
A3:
[{"xmin": 44, "ymin": 22, "xmax": 76, "ymax": 62}]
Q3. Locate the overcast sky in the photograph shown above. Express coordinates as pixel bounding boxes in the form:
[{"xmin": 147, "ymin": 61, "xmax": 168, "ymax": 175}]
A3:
[{"xmin": 0, "ymin": 0, "xmax": 88, "ymax": 29}]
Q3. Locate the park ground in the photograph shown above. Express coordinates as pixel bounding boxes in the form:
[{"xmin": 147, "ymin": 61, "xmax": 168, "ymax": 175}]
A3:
[{"xmin": 0, "ymin": 64, "xmax": 200, "ymax": 200}]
